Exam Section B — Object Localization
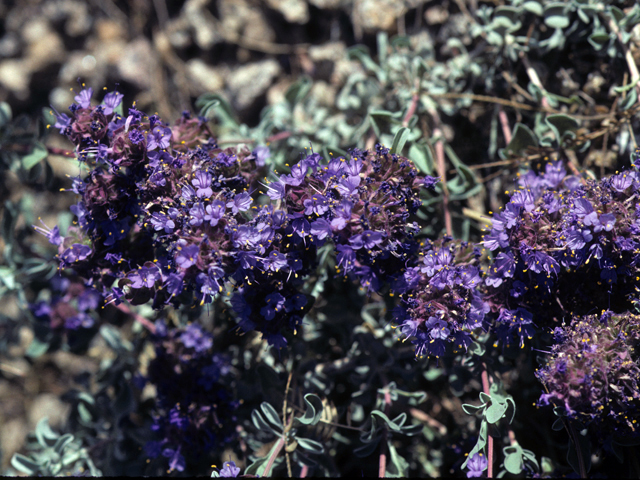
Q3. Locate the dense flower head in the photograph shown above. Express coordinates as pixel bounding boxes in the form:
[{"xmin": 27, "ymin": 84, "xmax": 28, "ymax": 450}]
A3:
[
  {"xmin": 145, "ymin": 322, "xmax": 237, "ymax": 472},
  {"xmin": 535, "ymin": 311, "xmax": 640, "ymax": 441},
  {"xmin": 483, "ymin": 161, "xmax": 640, "ymax": 346},
  {"xmin": 45, "ymin": 92, "xmax": 436, "ymax": 347},
  {"xmin": 391, "ymin": 239, "xmax": 488, "ymax": 358},
  {"xmin": 276, "ymin": 145, "xmax": 432, "ymax": 293}
]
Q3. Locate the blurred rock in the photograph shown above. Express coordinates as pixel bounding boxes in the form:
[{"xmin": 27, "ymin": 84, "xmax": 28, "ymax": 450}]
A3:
[
  {"xmin": 0, "ymin": 418, "xmax": 28, "ymax": 470},
  {"xmin": 41, "ymin": 0, "xmax": 92, "ymax": 37},
  {"xmin": 187, "ymin": 59, "xmax": 226, "ymax": 93},
  {"xmin": 28, "ymin": 393, "xmax": 71, "ymax": 430},
  {"xmin": 353, "ymin": 0, "xmax": 407, "ymax": 32},
  {"xmin": 308, "ymin": 0, "xmax": 350, "ymax": 9},
  {"xmin": 219, "ymin": 0, "xmax": 276, "ymax": 44},
  {"xmin": 185, "ymin": 0, "xmax": 223, "ymax": 49},
  {"xmin": 117, "ymin": 37, "xmax": 156, "ymax": 89},
  {"xmin": 0, "ymin": 59, "xmax": 29, "ymax": 99},
  {"xmin": 228, "ymin": 59, "xmax": 281, "ymax": 111},
  {"xmin": 266, "ymin": 0, "xmax": 309, "ymax": 24}
]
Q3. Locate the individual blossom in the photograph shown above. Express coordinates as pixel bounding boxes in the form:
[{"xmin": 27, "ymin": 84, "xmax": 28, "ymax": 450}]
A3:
[{"xmin": 465, "ymin": 452, "xmax": 488, "ymax": 478}]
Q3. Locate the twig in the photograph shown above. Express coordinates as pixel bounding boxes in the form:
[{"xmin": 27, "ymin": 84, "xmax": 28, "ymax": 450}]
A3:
[
  {"xmin": 47, "ymin": 146, "xmax": 76, "ymax": 158},
  {"xmin": 481, "ymin": 365, "xmax": 493, "ymax": 479},
  {"xmin": 499, "ymin": 110, "xmax": 512, "ymax": 145},
  {"xmin": 263, "ymin": 436, "xmax": 286, "ymax": 477},
  {"xmin": 409, "ymin": 408, "xmax": 447, "ymax": 435},
  {"xmin": 114, "ymin": 303, "xmax": 156, "ymax": 334}
]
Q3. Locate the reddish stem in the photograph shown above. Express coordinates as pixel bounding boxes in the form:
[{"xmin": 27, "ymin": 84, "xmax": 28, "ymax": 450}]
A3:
[
  {"xmin": 402, "ymin": 93, "xmax": 419, "ymax": 128},
  {"xmin": 114, "ymin": 303, "xmax": 156, "ymax": 334},
  {"xmin": 300, "ymin": 464, "xmax": 308, "ymax": 478},
  {"xmin": 498, "ymin": 110, "xmax": 512, "ymax": 145},
  {"xmin": 47, "ymin": 146, "xmax": 76, "ymax": 158},
  {"xmin": 481, "ymin": 366, "xmax": 493, "ymax": 478}
]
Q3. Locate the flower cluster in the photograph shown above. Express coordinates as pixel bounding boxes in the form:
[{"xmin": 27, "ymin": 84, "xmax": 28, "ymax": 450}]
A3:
[
  {"xmin": 482, "ymin": 161, "xmax": 640, "ymax": 346},
  {"xmin": 276, "ymin": 144, "xmax": 430, "ymax": 292},
  {"xmin": 45, "ymin": 88, "xmax": 437, "ymax": 347},
  {"xmin": 535, "ymin": 311, "xmax": 640, "ymax": 441},
  {"xmin": 391, "ymin": 238, "xmax": 488, "ymax": 358},
  {"xmin": 144, "ymin": 322, "xmax": 237, "ymax": 473}
]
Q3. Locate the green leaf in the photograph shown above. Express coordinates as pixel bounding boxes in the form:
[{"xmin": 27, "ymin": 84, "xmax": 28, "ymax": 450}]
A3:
[
  {"xmin": 296, "ymin": 437, "xmax": 324, "ymax": 454},
  {"xmin": 260, "ymin": 402, "xmax": 284, "ymax": 431},
  {"xmin": 390, "ymin": 127, "xmax": 410, "ymax": 155},
  {"xmin": 78, "ymin": 402, "xmax": 93, "ymax": 424},
  {"xmin": 502, "ymin": 123, "xmax": 538, "ymax": 157},
  {"xmin": 53, "ymin": 434, "xmax": 74, "ymax": 455},
  {"xmin": 485, "ymin": 401, "xmax": 508, "ymax": 424},
  {"xmin": 543, "ymin": 3, "xmax": 570, "ymax": 29},
  {"xmin": 618, "ymin": 88, "xmax": 638, "ymax": 111},
  {"xmin": 296, "ymin": 393, "xmax": 324, "ymax": 426},
  {"xmin": 35, "ymin": 417, "xmax": 59, "ymax": 448},
  {"xmin": 195, "ymin": 93, "xmax": 239, "ymax": 128},
  {"xmin": 20, "ymin": 141, "xmax": 48, "ymax": 171},
  {"xmin": 462, "ymin": 403, "xmax": 485, "ymax": 415},
  {"xmin": 245, "ymin": 440, "xmax": 282, "ymax": 476},
  {"xmin": 0, "ymin": 102, "xmax": 12, "ymax": 127},
  {"xmin": 386, "ymin": 441, "xmax": 409, "ymax": 477},
  {"xmin": 368, "ymin": 109, "xmax": 402, "ymax": 137},
  {"xmin": 503, "ymin": 444, "xmax": 524, "ymax": 474},
  {"xmin": 522, "ymin": 1, "xmax": 543, "ymax": 15},
  {"xmin": 25, "ymin": 337, "xmax": 49, "ymax": 358},
  {"xmin": 545, "ymin": 114, "xmax": 580, "ymax": 143},
  {"xmin": 284, "ymin": 76, "xmax": 312, "ymax": 108},
  {"xmin": 354, "ymin": 436, "xmax": 381, "ymax": 457},
  {"xmin": 408, "ymin": 143, "xmax": 434, "ymax": 175},
  {"xmin": 567, "ymin": 430, "xmax": 591, "ymax": 476},
  {"xmin": 11, "ymin": 453, "xmax": 40, "ymax": 475}
]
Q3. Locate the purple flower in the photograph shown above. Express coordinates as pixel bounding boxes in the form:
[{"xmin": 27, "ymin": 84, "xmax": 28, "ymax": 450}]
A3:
[
  {"xmin": 189, "ymin": 203, "xmax": 206, "ymax": 226},
  {"xmin": 175, "ymin": 242, "xmax": 199, "ymax": 269},
  {"xmin": 265, "ymin": 180, "xmax": 286, "ymax": 200},
  {"xmin": 227, "ymin": 192, "xmax": 252, "ymax": 214},
  {"xmin": 282, "ymin": 163, "xmax": 307, "ymax": 186},
  {"xmin": 310, "ymin": 218, "xmax": 332, "ymax": 240},
  {"xmin": 253, "ymin": 145, "xmax": 270, "ymax": 167},
  {"xmin": 565, "ymin": 228, "xmax": 592, "ymax": 250},
  {"xmin": 466, "ymin": 452, "xmax": 488, "ymax": 478},
  {"xmin": 102, "ymin": 91, "xmax": 123, "ymax": 115},
  {"xmin": 53, "ymin": 112, "xmax": 72, "ymax": 134},
  {"xmin": 303, "ymin": 194, "xmax": 329, "ymax": 216},
  {"xmin": 510, "ymin": 189, "xmax": 535, "ymax": 212},
  {"xmin": 180, "ymin": 324, "xmax": 213, "ymax": 352},
  {"xmin": 264, "ymin": 251, "xmax": 288, "ymax": 272},
  {"xmin": 60, "ymin": 244, "xmax": 92, "ymax": 264},
  {"xmin": 192, "ymin": 171, "xmax": 213, "ymax": 198},
  {"xmin": 150, "ymin": 212, "xmax": 175, "ymax": 233},
  {"xmin": 260, "ymin": 293, "xmax": 286, "ymax": 320},
  {"xmin": 128, "ymin": 129, "xmax": 145, "ymax": 144},
  {"xmin": 74, "ymin": 87, "xmax": 93, "ymax": 108},
  {"xmin": 147, "ymin": 125, "xmax": 172, "ymax": 151},
  {"xmin": 425, "ymin": 316, "xmax": 450, "ymax": 340},
  {"xmin": 34, "ymin": 220, "xmax": 62, "ymax": 245},
  {"xmin": 218, "ymin": 461, "xmax": 240, "ymax": 477},
  {"xmin": 423, "ymin": 175, "xmax": 440, "ymax": 190},
  {"xmin": 128, "ymin": 266, "xmax": 161, "ymax": 289},
  {"xmin": 162, "ymin": 447, "xmax": 185, "ymax": 473},
  {"xmin": 205, "ymin": 200, "xmax": 225, "ymax": 227},
  {"xmin": 610, "ymin": 171, "xmax": 636, "ymax": 192},
  {"xmin": 336, "ymin": 175, "xmax": 361, "ymax": 196}
]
